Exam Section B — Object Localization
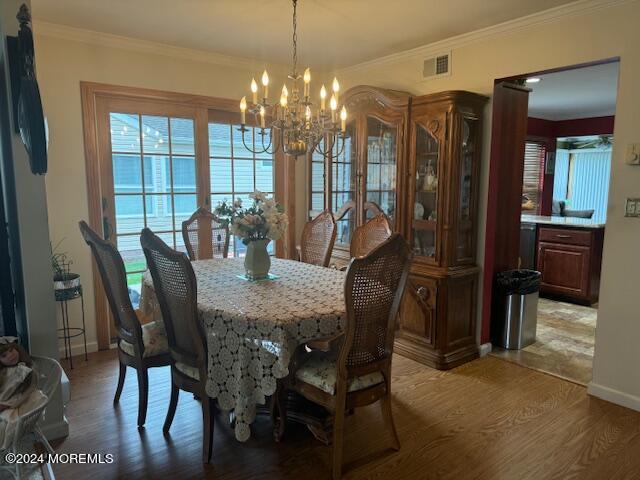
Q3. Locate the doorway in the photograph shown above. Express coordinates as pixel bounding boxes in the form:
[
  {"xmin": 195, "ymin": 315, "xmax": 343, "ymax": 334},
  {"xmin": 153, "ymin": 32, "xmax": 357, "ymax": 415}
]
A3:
[{"xmin": 483, "ymin": 60, "xmax": 619, "ymax": 385}]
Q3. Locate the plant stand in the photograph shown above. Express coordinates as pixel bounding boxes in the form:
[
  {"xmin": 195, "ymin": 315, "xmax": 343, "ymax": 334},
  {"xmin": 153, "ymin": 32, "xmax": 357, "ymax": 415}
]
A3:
[{"xmin": 55, "ymin": 283, "xmax": 87, "ymax": 369}]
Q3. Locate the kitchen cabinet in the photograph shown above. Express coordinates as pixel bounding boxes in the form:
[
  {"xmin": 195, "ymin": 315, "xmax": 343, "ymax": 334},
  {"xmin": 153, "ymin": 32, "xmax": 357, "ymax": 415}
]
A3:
[{"xmin": 536, "ymin": 225, "xmax": 604, "ymax": 304}]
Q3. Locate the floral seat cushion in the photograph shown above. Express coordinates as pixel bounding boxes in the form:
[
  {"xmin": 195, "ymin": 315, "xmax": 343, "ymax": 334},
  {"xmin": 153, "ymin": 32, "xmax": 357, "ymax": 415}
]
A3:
[
  {"xmin": 119, "ymin": 321, "xmax": 168, "ymax": 358},
  {"xmin": 295, "ymin": 351, "xmax": 384, "ymax": 395},
  {"xmin": 175, "ymin": 362, "xmax": 200, "ymax": 381}
]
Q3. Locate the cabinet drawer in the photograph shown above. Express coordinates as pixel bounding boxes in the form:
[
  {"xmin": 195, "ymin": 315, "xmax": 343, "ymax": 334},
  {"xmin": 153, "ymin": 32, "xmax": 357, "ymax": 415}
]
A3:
[{"xmin": 538, "ymin": 227, "xmax": 592, "ymax": 246}]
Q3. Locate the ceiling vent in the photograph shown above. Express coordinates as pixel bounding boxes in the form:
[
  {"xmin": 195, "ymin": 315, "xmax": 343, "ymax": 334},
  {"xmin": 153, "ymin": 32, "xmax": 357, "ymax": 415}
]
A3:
[{"xmin": 422, "ymin": 52, "xmax": 451, "ymax": 80}]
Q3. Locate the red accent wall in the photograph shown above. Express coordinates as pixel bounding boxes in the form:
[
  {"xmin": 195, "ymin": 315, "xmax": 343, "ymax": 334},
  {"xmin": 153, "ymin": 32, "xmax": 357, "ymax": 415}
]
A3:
[
  {"xmin": 526, "ymin": 115, "xmax": 615, "ymax": 215},
  {"xmin": 527, "ymin": 115, "xmax": 615, "ymax": 137}
]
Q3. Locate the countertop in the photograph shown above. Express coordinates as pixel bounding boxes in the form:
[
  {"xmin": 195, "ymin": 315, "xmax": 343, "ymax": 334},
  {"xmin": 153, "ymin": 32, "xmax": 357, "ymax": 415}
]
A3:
[{"xmin": 521, "ymin": 214, "xmax": 605, "ymax": 229}]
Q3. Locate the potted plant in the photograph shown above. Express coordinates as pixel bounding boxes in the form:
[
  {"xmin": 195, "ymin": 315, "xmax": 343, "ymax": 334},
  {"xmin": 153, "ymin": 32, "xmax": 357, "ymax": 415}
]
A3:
[
  {"xmin": 51, "ymin": 240, "xmax": 80, "ymax": 291},
  {"xmin": 214, "ymin": 191, "xmax": 288, "ymax": 280}
]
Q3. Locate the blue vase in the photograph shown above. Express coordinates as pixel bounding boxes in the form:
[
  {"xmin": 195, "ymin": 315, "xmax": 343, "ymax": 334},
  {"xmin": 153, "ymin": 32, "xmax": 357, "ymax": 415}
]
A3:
[{"xmin": 244, "ymin": 239, "xmax": 271, "ymax": 280}]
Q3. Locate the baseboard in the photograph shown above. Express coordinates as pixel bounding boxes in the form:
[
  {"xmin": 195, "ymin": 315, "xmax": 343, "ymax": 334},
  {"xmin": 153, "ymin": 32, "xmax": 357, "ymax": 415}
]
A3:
[
  {"xmin": 58, "ymin": 340, "xmax": 98, "ymax": 358},
  {"xmin": 40, "ymin": 416, "xmax": 70, "ymax": 441},
  {"xmin": 587, "ymin": 382, "xmax": 640, "ymax": 412},
  {"xmin": 478, "ymin": 342, "xmax": 492, "ymax": 357}
]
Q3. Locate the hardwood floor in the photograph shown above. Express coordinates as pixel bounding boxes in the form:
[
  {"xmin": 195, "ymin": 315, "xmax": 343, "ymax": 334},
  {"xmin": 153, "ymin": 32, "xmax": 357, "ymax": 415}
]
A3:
[
  {"xmin": 52, "ymin": 350, "xmax": 640, "ymax": 480},
  {"xmin": 491, "ymin": 298, "xmax": 597, "ymax": 385}
]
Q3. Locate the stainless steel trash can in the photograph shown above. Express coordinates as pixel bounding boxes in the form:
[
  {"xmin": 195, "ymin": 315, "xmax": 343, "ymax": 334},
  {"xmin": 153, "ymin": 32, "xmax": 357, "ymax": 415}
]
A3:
[{"xmin": 494, "ymin": 270, "xmax": 541, "ymax": 349}]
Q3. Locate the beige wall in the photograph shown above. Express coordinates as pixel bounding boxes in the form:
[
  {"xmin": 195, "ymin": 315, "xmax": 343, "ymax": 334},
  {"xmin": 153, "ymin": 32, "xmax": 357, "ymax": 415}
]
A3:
[
  {"xmin": 34, "ymin": 32, "xmax": 311, "ymax": 353},
  {"xmin": 335, "ymin": 0, "xmax": 640, "ymax": 409},
  {"xmin": 35, "ymin": 0, "xmax": 640, "ymax": 411}
]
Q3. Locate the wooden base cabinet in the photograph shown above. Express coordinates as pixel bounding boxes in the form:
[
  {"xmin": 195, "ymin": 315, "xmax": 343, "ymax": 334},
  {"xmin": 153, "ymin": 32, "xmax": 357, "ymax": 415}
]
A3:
[
  {"xmin": 396, "ymin": 266, "xmax": 479, "ymax": 369},
  {"xmin": 536, "ymin": 226, "xmax": 604, "ymax": 304},
  {"xmin": 395, "ymin": 91, "xmax": 488, "ymax": 370}
]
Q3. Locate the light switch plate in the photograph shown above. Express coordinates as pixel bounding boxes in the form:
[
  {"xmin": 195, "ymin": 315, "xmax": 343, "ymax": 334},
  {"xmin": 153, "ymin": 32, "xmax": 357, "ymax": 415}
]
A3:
[
  {"xmin": 626, "ymin": 144, "xmax": 640, "ymax": 165},
  {"xmin": 625, "ymin": 198, "xmax": 640, "ymax": 217}
]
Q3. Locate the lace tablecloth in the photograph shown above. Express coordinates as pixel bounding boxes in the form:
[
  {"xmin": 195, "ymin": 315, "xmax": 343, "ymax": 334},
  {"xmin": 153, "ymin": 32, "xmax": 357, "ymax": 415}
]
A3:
[{"xmin": 140, "ymin": 257, "xmax": 346, "ymax": 441}]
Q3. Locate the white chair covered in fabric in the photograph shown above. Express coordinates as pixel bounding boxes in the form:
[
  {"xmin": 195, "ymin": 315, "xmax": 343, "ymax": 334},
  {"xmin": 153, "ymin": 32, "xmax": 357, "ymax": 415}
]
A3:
[{"xmin": 0, "ymin": 356, "xmax": 62, "ymax": 480}]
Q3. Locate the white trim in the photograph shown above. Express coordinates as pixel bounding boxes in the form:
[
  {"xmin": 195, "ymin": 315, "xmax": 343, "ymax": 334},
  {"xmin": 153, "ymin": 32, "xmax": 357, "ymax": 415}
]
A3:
[
  {"xmin": 478, "ymin": 342, "xmax": 493, "ymax": 357},
  {"xmin": 588, "ymin": 382, "xmax": 640, "ymax": 412},
  {"xmin": 32, "ymin": 20, "xmax": 290, "ymax": 74},
  {"xmin": 58, "ymin": 340, "xmax": 98, "ymax": 359},
  {"xmin": 338, "ymin": 0, "xmax": 632, "ymax": 76},
  {"xmin": 39, "ymin": 417, "xmax": 70, "ymax": 441}
]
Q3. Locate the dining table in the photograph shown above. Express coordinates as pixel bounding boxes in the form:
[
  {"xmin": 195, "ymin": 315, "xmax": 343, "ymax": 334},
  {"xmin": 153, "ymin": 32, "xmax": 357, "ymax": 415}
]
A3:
[{"xmin": 139, "ymin": 257, "xmax": 346, "ymax": 441}]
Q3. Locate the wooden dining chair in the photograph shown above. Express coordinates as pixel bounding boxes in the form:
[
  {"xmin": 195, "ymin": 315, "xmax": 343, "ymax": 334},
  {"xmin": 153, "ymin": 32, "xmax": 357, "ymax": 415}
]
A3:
[
  {"xmin": 283, "ymin": 233, "xmax": 411, "ymax": 479},
  {"xmin": 298, "ymin": 210, "xmax": 337, "ymax": 267},
  {"xmin": 182, "ymin": 207, "xmax": 230, "ymax": 261},
  {"xmin": 140, "ymin": 227, "xmax": 216, "ymax": 463},
  {"xmin": 78, "ymin": 221, "xmax": 170, "ymax": 428},
  {"xmin": 350, "ymin": 212, "xmax": 393, "ymax": 258}
]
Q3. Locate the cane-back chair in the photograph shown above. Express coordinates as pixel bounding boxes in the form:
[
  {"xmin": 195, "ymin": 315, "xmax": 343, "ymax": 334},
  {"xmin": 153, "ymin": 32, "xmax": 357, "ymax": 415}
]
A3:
[
  {"xmin": 79, "ymin": 221, "xmax": 169, "ymax": 428},
  {"xmin": 182, "ymin": 207, "xmax": 230, "ymax": 261},
  {"xmin": 285, "ymin": 233, "xmax": 411, "ymax": 479},
  {"xmin": 350, "ymin": 213, "xmax": 392, "ymax": 258},
  {"xmin": 140, "ymin": 228, "xmax": 215, "ymax": 463},
  {"xmin": 298, "ymin": 210, "xmax": 337, "ymax": 267}
]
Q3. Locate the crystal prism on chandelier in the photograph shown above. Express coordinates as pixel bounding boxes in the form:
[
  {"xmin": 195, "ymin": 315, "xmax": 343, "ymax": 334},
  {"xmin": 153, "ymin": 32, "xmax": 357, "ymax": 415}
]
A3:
[{"xmin": 238, "ymin": 0, "xmax": 347, "ymax": 158}]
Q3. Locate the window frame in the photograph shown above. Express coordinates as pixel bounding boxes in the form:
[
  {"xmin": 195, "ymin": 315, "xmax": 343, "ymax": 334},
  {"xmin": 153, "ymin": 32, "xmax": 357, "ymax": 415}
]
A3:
[{"xmin": 81, "ymin": 82, "xmax": 294, "ymax": 350}]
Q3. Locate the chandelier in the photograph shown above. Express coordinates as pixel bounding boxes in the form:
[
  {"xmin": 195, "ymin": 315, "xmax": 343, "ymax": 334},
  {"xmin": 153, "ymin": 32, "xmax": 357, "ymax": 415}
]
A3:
[{"xmin": 238, "ymin": 0, "xmax": 347, "ymax": 158}]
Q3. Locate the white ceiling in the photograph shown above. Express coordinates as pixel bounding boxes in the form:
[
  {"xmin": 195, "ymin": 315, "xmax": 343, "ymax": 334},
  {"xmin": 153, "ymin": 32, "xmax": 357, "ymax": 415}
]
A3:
[
  {"xmin": 527, "ymin": 62, "xmax": 619, "ymax": 121},
  {"xmin": 31, "ymin": 0, "xmax": 577, "ymax": 70}
]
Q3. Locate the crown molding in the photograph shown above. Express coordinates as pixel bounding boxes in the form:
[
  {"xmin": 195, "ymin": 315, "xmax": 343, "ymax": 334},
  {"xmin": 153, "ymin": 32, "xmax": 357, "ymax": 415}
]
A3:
[
  {"xmin": 337, "ymin": 0, "xmax": 633, "ymax": 76},
  {"xmin": 32, "ymin": 20, "xmax": 290, "ymax": 74}
]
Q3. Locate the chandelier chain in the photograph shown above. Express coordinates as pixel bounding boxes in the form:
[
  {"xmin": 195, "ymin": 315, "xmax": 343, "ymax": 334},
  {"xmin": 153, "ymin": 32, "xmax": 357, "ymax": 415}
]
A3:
[{"xmin": 291, "ymin": 0, "xmax": 298, "ymax": 77}]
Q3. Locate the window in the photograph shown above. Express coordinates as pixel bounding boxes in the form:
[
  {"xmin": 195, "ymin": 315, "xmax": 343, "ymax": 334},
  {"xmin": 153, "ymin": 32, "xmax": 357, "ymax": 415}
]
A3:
[
  {"xmin": 109, "ymin": 113, "xmax": 197, "ymax": 297},
  {"xmin": 208, "ymin": 123, "xmax": 275, "ymax": 257},
  {"xmin": 522, "ymin": 141, "xmax": 546, "ymax": 213},
  {"xmin": 310, "ymin": 147, "xmax": 326, "ymax": 212}
]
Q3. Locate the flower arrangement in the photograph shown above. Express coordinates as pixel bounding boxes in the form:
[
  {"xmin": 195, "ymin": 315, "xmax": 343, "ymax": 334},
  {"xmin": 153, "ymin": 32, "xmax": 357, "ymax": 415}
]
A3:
[{"xmin": 214, "ymin": 191, "xmax": 288, "ymax": 245}]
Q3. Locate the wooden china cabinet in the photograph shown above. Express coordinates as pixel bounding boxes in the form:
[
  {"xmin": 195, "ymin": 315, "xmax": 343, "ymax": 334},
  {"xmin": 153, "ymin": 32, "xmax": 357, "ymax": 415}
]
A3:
[
  {"xmin": 395, "ymin": 91, "xmax": 488, "ymax": 370},
  {"xmin": 308, "ymin": 87, "xmax": 487, "ymax": 370},
  {"xmin": 308, "ymin": 85, "xmax": 411, "ymax": 267}
]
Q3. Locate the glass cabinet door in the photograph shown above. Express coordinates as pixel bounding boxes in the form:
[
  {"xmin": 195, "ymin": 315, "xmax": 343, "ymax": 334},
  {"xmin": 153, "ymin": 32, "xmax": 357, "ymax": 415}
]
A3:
[
  {"xmin": 364, "ymin": 116, "xmax": 397, "ymax": 226},
  {"xmin": 412, "ymin": 123, "xmax": 439, "ymax": 259},
  {"xmin": 332, "ymin": 120, "xmax": 357, "ymax": 245},
  {"xmin": 456, "ymin": 117, "xmax": 478, "ymax": 262}
]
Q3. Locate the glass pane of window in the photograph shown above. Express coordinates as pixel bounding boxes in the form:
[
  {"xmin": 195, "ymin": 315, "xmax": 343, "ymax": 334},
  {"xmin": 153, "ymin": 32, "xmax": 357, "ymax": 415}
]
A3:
[
  {"xmin": 170, "ymin": 194, "xmax": 198, "ymax": 219},
  {"xmin": 209, "ymin": 123, "xmax": 232, "ymax": 157},
  {"xmin": 311, "ymin": 161, "xmax": 325, "ymax": 192},
  {"xmin": 233, "ymin": 160, "xmax": 254, "ymax": 193},
  {"xmin": 110, "ymin": 113, "xmax": 140, "ymax": 153},
  {"xmin": 210, "ymin": 158, "xmax": 233, "ymax": 192},
  {"xmin": 144, "ymin": 194, "xmax": 173, "ymax": 231},
  {"xmin": 142, "ymin": 115, "xmax": 169, "ymax": 154},
  {"xmin": 113, "ymin": 154, "xmax": 142, "ymax": 193},
  {"xmin": 255, "ymin": 128, "xmax": 272, "ymax": 160},
  {"xmin": 142, "ymin": 155, "xmax": 165, "ymax": 193},
  {"xmin": 311, "ymin": 193, "xmax": 324, "ymax": 211},
  {"xmin": 169, "ymin": 156, "xmax": 197, "ymax": 192},
  {"xmin": 233, "ymin": 125, "xmax": 253, "ymax": 159},
  {"xmin": 211, "ymin": 193, "xmax": 233, "ymax": 210},
  {"xmin": 170, "ymin": 118, "xmax": 195, "ymax": 155},
  {"xmin": 114, "ymin": 195, "xmax": 144, "ymax": 234},
  {"xmin": 255, "ymin": 160, "xmax": 274, "ymax": 191}
]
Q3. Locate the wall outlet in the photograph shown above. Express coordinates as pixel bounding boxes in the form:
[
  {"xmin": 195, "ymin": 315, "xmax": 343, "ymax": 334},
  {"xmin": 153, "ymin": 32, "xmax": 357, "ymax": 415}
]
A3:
[
  {"xmin": 626, "ymin": 144, "xmax": 640, "ymax": 165},
  {"xmin": 625, "ymin": 198, "xmax": 640, "ymax": 217}
]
